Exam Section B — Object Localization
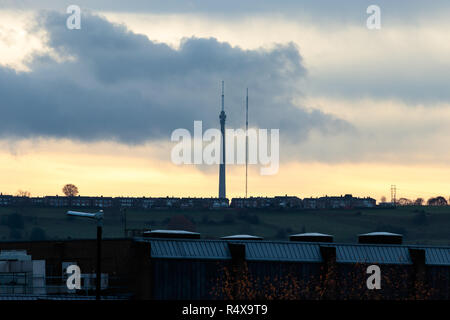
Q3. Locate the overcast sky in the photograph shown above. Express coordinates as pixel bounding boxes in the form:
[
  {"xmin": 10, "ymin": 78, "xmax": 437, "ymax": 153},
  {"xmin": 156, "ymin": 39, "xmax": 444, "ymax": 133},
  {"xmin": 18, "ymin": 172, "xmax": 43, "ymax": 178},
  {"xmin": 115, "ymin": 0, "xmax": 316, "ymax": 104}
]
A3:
[{"xmin": 0, "ymin": 1, "xmax": 449, "ymax": 199}]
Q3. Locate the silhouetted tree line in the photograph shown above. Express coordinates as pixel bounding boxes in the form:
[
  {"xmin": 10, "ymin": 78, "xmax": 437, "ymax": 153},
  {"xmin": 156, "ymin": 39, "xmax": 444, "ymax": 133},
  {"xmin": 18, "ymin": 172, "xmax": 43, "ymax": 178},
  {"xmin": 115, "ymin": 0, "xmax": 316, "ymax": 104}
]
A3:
[{"xmin": 393, "ymin": 196, "xmax": 448, "ymax": 206}]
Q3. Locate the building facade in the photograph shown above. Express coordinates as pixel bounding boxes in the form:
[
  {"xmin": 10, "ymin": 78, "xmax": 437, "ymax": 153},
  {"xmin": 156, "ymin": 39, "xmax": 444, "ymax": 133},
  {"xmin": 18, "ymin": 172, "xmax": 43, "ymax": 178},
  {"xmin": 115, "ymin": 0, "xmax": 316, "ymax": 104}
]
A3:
[{"xmin": 0, "ymin": 237, "xmax": 448, "ymax": 300}]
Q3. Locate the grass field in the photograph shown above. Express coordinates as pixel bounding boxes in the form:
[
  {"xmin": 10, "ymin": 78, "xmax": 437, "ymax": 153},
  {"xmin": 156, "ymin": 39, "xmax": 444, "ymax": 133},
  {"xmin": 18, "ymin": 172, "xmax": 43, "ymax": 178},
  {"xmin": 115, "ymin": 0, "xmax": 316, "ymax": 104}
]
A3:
[{"xmin": 0, "ymin": 206, "xmax": 449, "ymax": 246}]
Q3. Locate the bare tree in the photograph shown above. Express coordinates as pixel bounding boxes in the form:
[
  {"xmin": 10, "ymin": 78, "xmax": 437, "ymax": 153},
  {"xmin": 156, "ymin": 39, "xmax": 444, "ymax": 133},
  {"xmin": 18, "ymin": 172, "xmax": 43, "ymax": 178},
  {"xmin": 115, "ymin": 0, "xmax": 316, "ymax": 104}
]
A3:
[
  {"xmin": 397, "ymin": 198, "xmax": 412, "ymax": 206},
  {"xmin": 16, "ymin": 190, "xmax": 31, "ymax": 197},
  {"xmin": 427, "ymin": 196, "xmax": 448, "ymax": 206},
  {"xmin": 62, "ymin": 184, "xmax": 79, "ymax": 197}
]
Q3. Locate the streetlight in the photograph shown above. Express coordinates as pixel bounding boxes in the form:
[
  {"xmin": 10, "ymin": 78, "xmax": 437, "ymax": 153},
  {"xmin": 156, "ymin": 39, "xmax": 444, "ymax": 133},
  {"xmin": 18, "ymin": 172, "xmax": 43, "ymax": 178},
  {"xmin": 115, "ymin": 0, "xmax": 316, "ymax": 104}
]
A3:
[{"xmin": 66, "ymin": 210, "xmax": 104, "ymax": 300}]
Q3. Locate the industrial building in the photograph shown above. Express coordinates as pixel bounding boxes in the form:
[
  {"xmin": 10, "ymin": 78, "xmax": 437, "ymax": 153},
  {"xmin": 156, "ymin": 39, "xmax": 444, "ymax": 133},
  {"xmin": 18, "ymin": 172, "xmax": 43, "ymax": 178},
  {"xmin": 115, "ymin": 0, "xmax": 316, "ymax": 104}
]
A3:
[{"xmin": 0, "ymin": 231, "xmax": 448, "ymax": 300}]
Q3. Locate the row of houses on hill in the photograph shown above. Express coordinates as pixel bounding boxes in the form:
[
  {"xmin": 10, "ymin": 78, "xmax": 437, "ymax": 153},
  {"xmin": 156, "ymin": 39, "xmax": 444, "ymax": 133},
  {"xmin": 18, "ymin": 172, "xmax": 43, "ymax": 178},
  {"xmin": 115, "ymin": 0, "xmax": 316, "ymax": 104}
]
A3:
[
  {"xmin": 0, "ymin": 194, "xmax": 376, "ymax": 210},
  {"xmin": 231, "ymin": 194, "xmax": 376, "ymax": 209},
  {"xmin": 0, "ymin": 194, "xmax": 229, "ymax": 210},
  {"xmin": 302, "ymin": 194, "xmax": 377, "ymax": 209}
]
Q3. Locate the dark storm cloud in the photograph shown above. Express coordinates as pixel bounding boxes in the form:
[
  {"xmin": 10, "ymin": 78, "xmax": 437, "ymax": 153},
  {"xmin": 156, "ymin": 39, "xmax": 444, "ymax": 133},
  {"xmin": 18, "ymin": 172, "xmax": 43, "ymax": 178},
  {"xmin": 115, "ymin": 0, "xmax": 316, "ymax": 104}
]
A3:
[{"xmin": 0, "ymin": 11, "xmax": 349, "ymax": 145}]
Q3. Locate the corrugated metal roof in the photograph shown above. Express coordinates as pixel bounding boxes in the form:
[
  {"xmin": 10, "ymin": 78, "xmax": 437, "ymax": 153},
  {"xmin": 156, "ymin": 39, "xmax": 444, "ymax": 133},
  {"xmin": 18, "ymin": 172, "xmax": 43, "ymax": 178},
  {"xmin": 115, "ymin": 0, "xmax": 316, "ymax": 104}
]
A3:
[
  {"xmin": 415, "ymin": 246, "xmax": 450, "ymax": 266},
  {"xmin": 148, "ymin": 239, "xmax": 323, "ymax": 262},
  {"xmin": 145, "ymin": 239, "xmax": 450, "ymax": 266},
  {"xmin": 150, "ymin": 239, "xmax": 229, "ymax": 260},
  {"xmin": 243, "ymin": 241, "xmax": 322, "ymax": 262},
  {"xmin": 330, "ymin": 244, "xmax": 411, "ymax": 264}
]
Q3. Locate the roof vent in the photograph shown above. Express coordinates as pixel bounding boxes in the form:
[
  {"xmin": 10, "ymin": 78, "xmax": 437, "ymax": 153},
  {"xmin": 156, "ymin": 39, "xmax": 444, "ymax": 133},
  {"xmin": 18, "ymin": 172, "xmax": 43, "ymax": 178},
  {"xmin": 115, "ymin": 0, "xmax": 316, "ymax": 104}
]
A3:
[
  {"xmin": 358, "ymin": 232, "xmax": 402, "ymax": 244},
  {"xmin": 221, "ymin": 234, "xmax": 263, "ymax": 241},
  {"xmin": 289, "ymin": 233, "xmax": 334, "ymax": 243},
  {"xmin": 143, "ymin": 229, "xmax": 200, "ymax": 239}
]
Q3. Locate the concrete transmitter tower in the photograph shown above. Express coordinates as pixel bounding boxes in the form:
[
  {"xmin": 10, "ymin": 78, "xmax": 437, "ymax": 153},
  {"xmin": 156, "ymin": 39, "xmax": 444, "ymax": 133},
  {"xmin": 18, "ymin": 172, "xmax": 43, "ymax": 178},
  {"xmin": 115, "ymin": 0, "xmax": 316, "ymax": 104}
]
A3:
[{"xmin": 219, "ymin": 81, "xmax": 226, "ymax": 199}]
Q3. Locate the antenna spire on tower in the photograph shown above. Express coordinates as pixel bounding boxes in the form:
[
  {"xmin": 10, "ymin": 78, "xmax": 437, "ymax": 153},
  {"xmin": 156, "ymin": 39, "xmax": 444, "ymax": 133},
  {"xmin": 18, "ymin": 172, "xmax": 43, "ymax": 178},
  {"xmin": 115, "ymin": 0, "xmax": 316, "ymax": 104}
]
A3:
[
  {"xmin": 221, "ymin": 80, "xmax": 224, "ymax": 111},
  {"xmin": 245, "ymin": 88, "xmax": 249, "ymax": 198}
]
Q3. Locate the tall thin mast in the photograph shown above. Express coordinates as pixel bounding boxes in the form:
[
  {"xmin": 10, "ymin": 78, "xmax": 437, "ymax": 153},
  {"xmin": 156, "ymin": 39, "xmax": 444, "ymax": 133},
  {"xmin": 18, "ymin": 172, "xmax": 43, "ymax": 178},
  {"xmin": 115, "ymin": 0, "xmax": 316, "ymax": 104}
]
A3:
[
  {"xmin": 221, "ymin": 81, "xmax": 224, "ymax": 112},
  {"xmin": 245, "ymin": 88, "xmax": 248, "ymax": 198},
  {"xmin": 219, "ymin": 81, "xmax": 226, "ymax": 199}
]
